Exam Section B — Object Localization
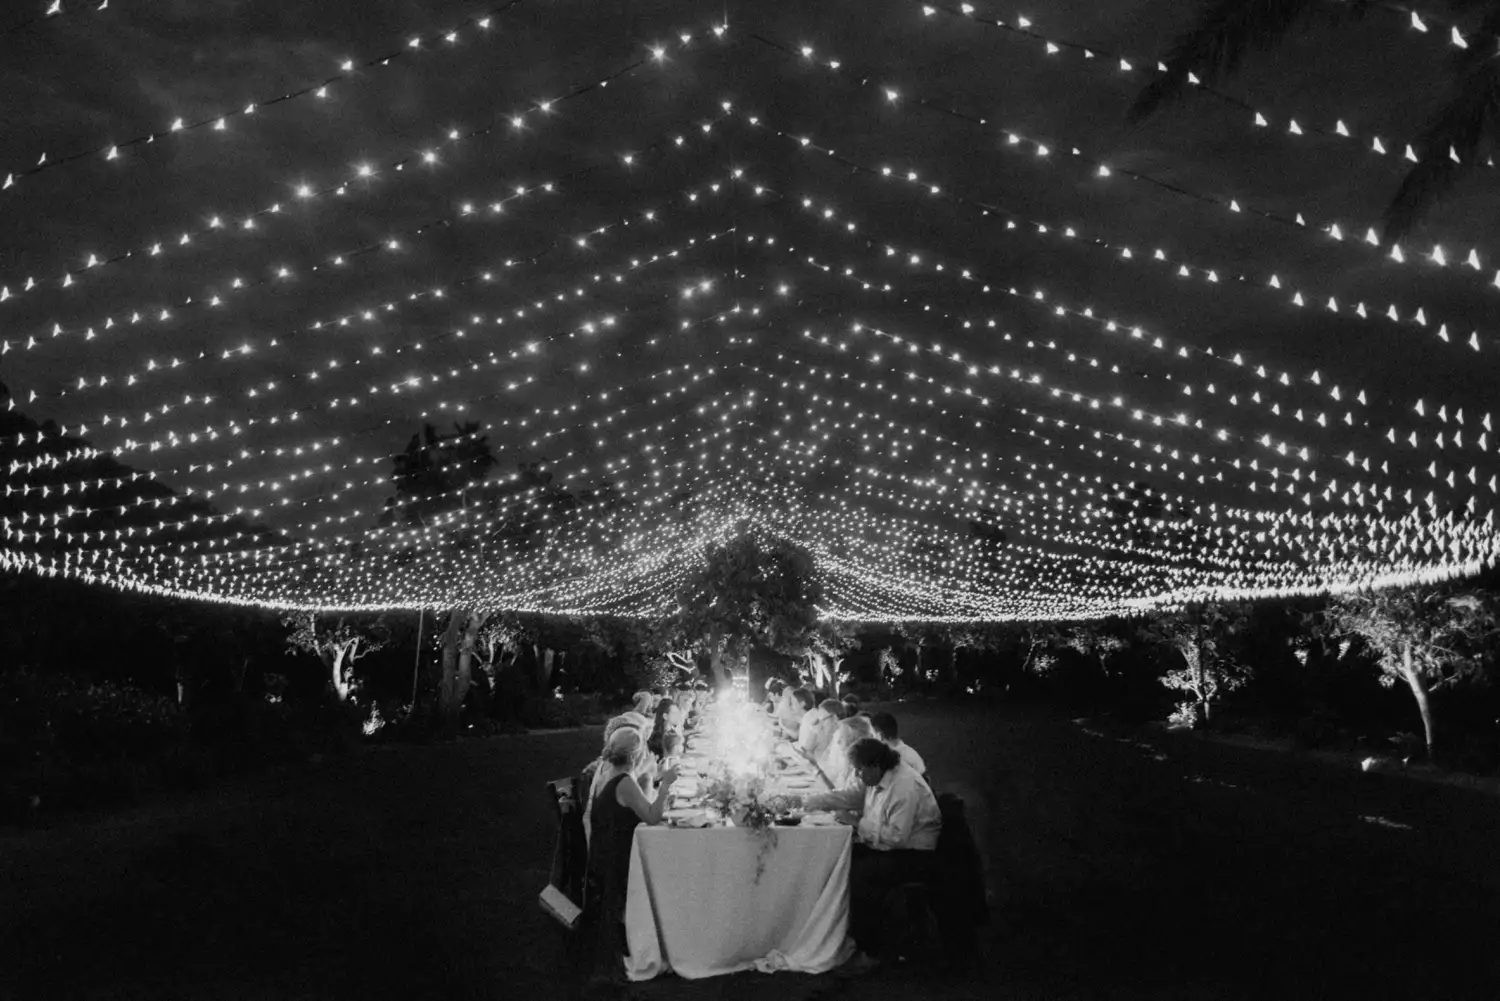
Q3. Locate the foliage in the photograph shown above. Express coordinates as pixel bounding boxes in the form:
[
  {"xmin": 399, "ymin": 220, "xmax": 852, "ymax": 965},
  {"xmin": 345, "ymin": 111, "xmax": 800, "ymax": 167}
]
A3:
[
  {"xmin": 794, "ymin": 620, "xmax": 862, "ymax": 694},
  {"xmin": 1146, "ymin": 604, "xmax": 1250, "ymax": 727},
  {"xmin": 281, "ymin": 612, "xmax": 391, "ymax": 701},
  {"xmin": 380, "ymin": 422, "xmax": 496, "ymax": 530},
  {"xmin": 1129, "ymin": 0, "xmax": 1498, "ymax": 240},
  {"xmin": 669, "ymin": 528, "xmax": 823, "ymax": 686},
  {"xmin": 1059, "ymin": 625, "xmax": 1128, "ymax": 674},
  {"xmin": 877, "ymin": 647, "xmax": 902, "ymax": 681},
  {"xmin": 699, "ymin": 766, "xmax": 797, "ymax": 831},
  {"xmin": 1, "ymin": 670, "xmax": 184, "ymax": 765},
  {"xmin": 1324, "ymin": 585, "xmax": 1500, "ymax": 759},
  {"xmin": 0, "ymin": 669, "xmax": 372, "ymax": 821}
]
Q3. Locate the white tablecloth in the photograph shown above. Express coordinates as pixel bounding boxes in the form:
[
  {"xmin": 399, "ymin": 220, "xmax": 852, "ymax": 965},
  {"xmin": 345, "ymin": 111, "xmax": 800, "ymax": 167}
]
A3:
[{"xmin": 624, "ymin": 824, "xmax": 856, "ymax": 980}]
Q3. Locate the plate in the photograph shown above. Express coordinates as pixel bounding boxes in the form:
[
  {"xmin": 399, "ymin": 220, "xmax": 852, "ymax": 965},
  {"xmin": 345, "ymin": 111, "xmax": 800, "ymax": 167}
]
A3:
[{"xmin": 800, "ymin": 812, "xmax": 840, "ymax": 826}]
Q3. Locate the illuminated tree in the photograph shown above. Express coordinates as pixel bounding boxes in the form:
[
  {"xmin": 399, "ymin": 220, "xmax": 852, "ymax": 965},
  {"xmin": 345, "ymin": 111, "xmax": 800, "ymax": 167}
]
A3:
[
  {"xmin": 670, "ymin": 529, "xmax": 821, "ymax": 690},
  {"xmin": 1059, "ymin": 623, "xmax": 1129, "ymax": 682},
  {"xmin": 794, "ymin": 620, "xmax": 862, "ymax": 696},
  {"xmin": 1146, "ymin": 604, "xmax": 1248, "ymax": 727},
  {"xmin": 282, "ymin": 612, "xmax": 390, "ymax": 702},
  {"xmin": 1326, "ymin": 586, "xmax": 1500, "ymax": 762},
  {"xmin": 1130, "ymin": 0, "xmax": 1499, "ymax": 240}
]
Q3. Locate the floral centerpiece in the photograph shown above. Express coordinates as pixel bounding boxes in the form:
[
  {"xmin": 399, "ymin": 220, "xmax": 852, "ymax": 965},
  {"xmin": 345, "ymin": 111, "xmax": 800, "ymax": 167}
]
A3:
[
  {"xmin": 700, "ymin": 766, "xmax": 797, "ymax": 831},
  {"xmin": 699, "ymin": 763, "xmax": 799, "ymax": 882}
]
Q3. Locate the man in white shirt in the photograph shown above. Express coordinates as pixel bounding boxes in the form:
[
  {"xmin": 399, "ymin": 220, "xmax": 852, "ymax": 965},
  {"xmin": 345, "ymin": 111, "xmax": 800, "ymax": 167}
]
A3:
[
  {"xmin": 797, "ymin": 698, "xmax": 841, "ymax": 759},
  {"xmin": 796, "ymin": 738, "xmax": 941, "ymax": 968},
  {"xmin": 776, "ymin": 687, "xmax": 811, "ymax": 738},
  {"xmin": 869, "ymin": 711, "xmax": 926, "ymax": 779}
]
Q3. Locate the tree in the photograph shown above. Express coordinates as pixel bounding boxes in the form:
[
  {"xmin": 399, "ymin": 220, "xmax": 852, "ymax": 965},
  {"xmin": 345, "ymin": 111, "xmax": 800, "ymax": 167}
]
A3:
[
  {"xmin": 1146, "ymin": 603, "xmax": 1248, "ymax": 727},
  {"xmin": 380, "ymin": 422, "xmax": 499, "ymax": 726},
  {"xmin": 797, "ymin": 620, "xmax": 862, "ymax": 696},
  {"xmin": 670, "ymin": 529, "xmax": 822, "ymax": 690},
  {"xmin": 1326, "ymin": 585, "xmax": 1499, "ymax": 762},
  {"xmin": 1059, "ymin": 623, "xmax": 1129, "ymax": 681},
  {"xmin": 282, "ymin": 612, "xmax": 390, "ymax": 702},
  {"xmin": 1129, "ymin": 0, "xmax": 1500, "ymax": 240}
]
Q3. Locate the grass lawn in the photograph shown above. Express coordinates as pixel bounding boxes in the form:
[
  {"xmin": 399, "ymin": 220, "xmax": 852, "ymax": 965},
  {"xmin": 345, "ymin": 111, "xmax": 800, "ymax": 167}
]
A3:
[{"xmin": 3, "ymin": 699, "xmax": 1498, "ymax": 1001}]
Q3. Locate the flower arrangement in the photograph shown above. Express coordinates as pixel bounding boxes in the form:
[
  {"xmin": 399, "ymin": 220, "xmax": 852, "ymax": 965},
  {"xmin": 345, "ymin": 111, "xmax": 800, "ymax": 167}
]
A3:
[
  {"xmin": 699, "ymin": 764, "xmax": 798, "ymax": 881},
  {"xmin": 700, "ymin": 766, "xmax": 797, "ymax": 830}
]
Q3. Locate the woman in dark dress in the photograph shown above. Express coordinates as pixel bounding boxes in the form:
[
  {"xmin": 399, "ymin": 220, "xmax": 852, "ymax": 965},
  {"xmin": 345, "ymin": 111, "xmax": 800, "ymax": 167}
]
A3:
[{"xmin": 580, "ymin": 727, "xmax": 678, "ymax": 991}]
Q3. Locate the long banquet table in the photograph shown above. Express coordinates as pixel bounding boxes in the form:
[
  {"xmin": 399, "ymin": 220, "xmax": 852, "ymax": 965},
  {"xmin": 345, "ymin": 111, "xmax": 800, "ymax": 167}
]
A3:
[{"xmin": 623, "ymin": 699, "xmax": 856, "ymax": 981}]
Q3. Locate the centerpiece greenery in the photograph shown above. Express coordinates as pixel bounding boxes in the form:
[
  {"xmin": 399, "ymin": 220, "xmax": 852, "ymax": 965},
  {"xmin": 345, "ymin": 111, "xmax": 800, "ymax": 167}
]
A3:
[
  {"xmin": 699, "ymin": 763, "xmax": 799, "ymax": 881},
  {"xmin": 700, "ymin": 765, "xmax": 797, "ymax": 830}
]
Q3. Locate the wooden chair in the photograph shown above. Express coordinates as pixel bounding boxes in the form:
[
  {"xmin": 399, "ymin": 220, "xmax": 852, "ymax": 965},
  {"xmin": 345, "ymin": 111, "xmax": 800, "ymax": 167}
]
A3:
[
  {"xmin": 883, "ymin": 791, "xmax": 988, "ymax": 968},
  {"xmin": 544, "ymin": 776, "xmax": 587, "ymax": 914}
]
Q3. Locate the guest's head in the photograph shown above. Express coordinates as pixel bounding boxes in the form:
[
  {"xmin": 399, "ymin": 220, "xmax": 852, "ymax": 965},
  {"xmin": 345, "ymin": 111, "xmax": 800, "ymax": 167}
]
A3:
[
  {"xmin": 835, "ymin": 715, "xmax": 874, "ymax": 748},
  {"xmin": 603, "ymin": 712, "xmax": 649, "ymax": 746},
  {"xmin": 818, "ymin": 698, "xmax": 842, "ymax": 717},
  {"xmin": 632, "ymin": 690, "xmax": 655, "ymax": 715},
  {"xmin": 848, "ymin": 737, "xmax": 901, "ymax": 787},
  {"xmin": 602, "ymin": 726, "xmax": 646, "ymax": 772},
  {"xmin": 840, "ymin": 694, "xmax": 861, "ymax": 717},
  {"xmin": 869, "ymin": 711, "xmax": 900, "ymax": 744},
  {"xmin": 792, "ymin": 688, "xmax": 816, "ymax": 711}
]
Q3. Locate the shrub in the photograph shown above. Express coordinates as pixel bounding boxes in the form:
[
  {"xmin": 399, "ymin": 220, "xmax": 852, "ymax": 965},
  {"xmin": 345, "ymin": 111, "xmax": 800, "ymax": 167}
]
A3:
[{"xmin": 519, "ymin": 692, "xmax": 604, "ymax": 729}]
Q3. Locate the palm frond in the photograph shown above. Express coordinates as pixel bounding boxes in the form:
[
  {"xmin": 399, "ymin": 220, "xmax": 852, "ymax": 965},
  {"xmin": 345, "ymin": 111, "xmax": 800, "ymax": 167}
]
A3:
[{"xmin": 1130, "ymin": 0, "xmax": 1338, "ymax": 122}]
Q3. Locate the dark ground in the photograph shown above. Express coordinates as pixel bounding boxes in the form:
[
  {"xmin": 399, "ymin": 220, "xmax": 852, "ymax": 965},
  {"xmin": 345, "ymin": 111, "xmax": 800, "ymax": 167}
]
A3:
[{"xmin": 3, "ymin": 699, "xmax": 1498, "ymax": 1001}]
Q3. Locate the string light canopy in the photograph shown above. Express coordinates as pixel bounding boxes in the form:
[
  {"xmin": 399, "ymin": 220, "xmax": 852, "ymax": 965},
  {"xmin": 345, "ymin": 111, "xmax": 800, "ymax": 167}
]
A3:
[{"xmin": 2, "ymin": 2, "xmax": 1497, "ymax": 621}]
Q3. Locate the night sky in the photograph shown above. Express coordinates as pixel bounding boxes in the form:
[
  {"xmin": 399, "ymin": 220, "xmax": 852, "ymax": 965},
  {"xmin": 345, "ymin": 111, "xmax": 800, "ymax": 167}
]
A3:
[{"xmin": 2, "ymin": 0, "xmax": 1497, "ymax": 617}]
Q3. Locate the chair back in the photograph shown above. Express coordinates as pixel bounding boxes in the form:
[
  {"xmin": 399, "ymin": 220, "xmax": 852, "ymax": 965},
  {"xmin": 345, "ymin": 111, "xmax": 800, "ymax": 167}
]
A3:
[
  {"xmin": 544, "ymin": 776, "xmax": 587, "ymax": 912},
  {"xmin": 935, "ymin": 792, "xmax": 989, "ymax": 927}
]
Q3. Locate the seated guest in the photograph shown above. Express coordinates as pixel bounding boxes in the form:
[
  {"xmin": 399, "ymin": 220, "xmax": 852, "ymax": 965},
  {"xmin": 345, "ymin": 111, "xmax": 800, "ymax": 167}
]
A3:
[
  {"xmin": 796, "ymin": 698, "xmax": 839, "ymax": 757},
  {"xmin": 764, "ymin": 678, "xmax": 787, "ymax": 715},
  {"xmin": 795, "ymin": 738, "xmax": 941, "ymax": 969},
  {"xmin": 820, "ymin": 715, "xmax": 875, "ymax": 790},
  {"xmin": 581, "ymin": 728, "xmax": 680, "ymax": 988},
  {"xmin": 814, "ymin": 699, "xmax": 846, "ymax": 758},
  {"xmin": 583, "ymin": 713, "xmax": 652, "ymax": 849},
  {"xmin": 840, "ymin": 693, "xmax": 862, "ymax": 719},
  {"xmin": 869, "ymin": 711, "xmax": 926, "ymax": 778},
  {"xmin": 646, "ymin": 700, "xmax": 675, "ymax": 759},
  {"xmin": 631, "ymin": 690, "xmax": 656, "ymax": 717},
  {"xmin": 777, "ymin": 687, "xmax": 813, "ymax": 738},
  {"xmin": 660, "ymin": 730, "xmax": 683, "ymax": 768}
]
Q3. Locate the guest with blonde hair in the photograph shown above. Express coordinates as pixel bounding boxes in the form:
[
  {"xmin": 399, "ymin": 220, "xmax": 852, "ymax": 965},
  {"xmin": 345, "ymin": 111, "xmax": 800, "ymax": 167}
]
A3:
[
  {"xmin": 583, "ymin": 713, "xmax": 651, "ymax": 848},
  {"xmin": 581, "ymin": 727, "xmax": 679, "ymax": 987},
  {"xmin": 797, "ymin": 698, "xmax": 843, "ymax": 760},
  {"xmin": 819, "ymin": 714, "xmax": 875, "ymax": 790}
]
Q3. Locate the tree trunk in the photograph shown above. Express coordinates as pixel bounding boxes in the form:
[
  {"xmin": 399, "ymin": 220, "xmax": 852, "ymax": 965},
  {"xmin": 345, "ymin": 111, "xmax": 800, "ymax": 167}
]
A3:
[
  {"xmin": 1400, "ymin": 643, "xmax": 1436, "ymax": 763},
  {"xmin": 437, "ymin": 608, "xmax": 464, "ymax": 724},
  {"xmin": 831, "ymin": 657, "xmax": 844, "ymax": 698},
  {"xmin": 709, "ymin": 623, "xmax": 729, "ymax": 692},
  {"xmin": 539, "ymin": 648, "xmax": 556, "ymax": 691},
  {"xmin": 330, "ymin": 647, "xmax": 350, "ymax": 702},
  {"xmin": 454, "ymin": 610, "xmax": 486, "ymax": 712}
]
